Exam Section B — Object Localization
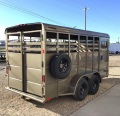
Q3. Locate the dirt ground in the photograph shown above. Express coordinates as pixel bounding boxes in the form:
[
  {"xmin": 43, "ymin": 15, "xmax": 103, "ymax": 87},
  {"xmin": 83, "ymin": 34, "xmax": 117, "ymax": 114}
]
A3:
[{"xmin": 0, "ymin": 55, "xmax": 120, "ymax": 116}]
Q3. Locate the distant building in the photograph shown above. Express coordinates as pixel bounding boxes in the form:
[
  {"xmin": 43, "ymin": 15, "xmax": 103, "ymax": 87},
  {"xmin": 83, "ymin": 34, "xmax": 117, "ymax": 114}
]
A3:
[
  {"xmin": 0, "ymin": 40, "xmax": 5, "ymax": 46},
  {"xmin": 109, "ymin": 43, "xmax": 120, "ymax": 54},
  {"xmin": 0, "ymin": 40, "xmax": 5, "ymax": 60}
]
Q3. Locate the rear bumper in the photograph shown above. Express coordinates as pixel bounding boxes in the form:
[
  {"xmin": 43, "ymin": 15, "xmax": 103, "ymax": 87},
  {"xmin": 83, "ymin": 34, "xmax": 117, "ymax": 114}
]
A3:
[{"xmin": 5, "ymin": 87, "xmax": 45, "ymax": 103}]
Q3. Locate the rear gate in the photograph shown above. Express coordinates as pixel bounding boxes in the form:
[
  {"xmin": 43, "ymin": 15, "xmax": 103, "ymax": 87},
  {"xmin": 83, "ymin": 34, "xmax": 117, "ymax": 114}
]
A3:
[{"xmin": 7, "ymin": 31, "xmax": 44, "ymax": 97}]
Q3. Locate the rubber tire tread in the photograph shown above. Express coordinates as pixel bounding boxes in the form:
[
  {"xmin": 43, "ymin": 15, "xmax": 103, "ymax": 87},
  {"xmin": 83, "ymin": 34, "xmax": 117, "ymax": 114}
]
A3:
[
  {"xmin": 74, "ymin": 78, "xmax": 89, "ymax": 101},
  {"xmin": 50, "ymin": 54, "xmax": 71, "ymax": 79},
  {"xmin": 88, "ymin": 75, "xmax": 100, "ymax": 95}
]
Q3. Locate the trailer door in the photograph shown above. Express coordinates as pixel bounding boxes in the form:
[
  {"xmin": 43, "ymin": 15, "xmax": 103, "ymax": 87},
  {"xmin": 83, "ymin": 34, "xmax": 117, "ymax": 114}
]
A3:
[
  {"xmin": 7, "ymin": 31, "xmax": 44, "ymax": 97},
  {"xmin": 99, "ymin": 38, "xmax": 109, "ymax": 77}
]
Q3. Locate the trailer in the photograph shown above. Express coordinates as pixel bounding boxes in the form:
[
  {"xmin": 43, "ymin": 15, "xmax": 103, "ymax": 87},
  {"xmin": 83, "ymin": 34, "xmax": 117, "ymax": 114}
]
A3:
[
  {"xmin": 109, "ymin": 43, "xmax": 120, "ymax": 54},
  {"xmin": 5, "ymin": 23, "xmax": 109, "ymax": 103}
]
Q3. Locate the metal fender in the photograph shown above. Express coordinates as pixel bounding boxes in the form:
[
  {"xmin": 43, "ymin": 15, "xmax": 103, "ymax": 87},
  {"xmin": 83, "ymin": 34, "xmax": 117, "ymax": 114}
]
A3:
[{"xmin": 69, "ymin": 71, "xmax": 101, "ymax": 95}]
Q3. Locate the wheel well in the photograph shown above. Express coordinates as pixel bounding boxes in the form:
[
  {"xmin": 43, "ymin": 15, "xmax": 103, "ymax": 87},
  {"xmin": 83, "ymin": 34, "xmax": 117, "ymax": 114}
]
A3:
[{"xmin": 93, "ymin": 73, "xmax": 101, "ymax": 83}]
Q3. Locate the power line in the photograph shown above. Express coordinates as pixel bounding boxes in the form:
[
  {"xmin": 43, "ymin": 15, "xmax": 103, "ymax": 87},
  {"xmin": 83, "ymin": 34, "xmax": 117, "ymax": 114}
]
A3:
[
  {"xmin": 36, "ymin": 0, "xmax": 81, "ymax": 16},
  {"xmin": 0, "ymin": 0, "xmax": 120, "ymax": 36},
  {"xmin": 0, "ymin": 0, "xmax": 71, "ymax": 27},
  {"xmin": 57, "ymin": 0, "xmax": 120, "ymax": 32}
]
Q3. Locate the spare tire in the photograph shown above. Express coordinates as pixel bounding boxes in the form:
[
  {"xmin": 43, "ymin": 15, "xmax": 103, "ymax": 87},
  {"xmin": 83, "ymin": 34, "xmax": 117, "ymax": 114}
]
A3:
[{"xmin": 50, "ymin": 54, "xmax": 71, "ymax": 79}]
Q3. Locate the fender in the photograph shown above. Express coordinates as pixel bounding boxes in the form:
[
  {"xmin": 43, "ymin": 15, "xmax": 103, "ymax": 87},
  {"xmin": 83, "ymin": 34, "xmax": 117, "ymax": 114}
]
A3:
[{"xmin": 69, "ymin": 71, "xmax": 101, "ymax": 95}]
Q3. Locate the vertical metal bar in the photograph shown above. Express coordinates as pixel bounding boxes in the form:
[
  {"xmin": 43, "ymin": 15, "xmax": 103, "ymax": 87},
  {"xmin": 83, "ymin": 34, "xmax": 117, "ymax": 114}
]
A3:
[
  {"xmin": 6, "ymin": 34, "xmax": 9, "ymax": 86},
  {"xmin": 85, "ymin": 36, "xmax": 88, "ymax": 71},
  {"xmin": 56, "ymin": 33, "xmax": 59, "ymax": 54},
  {"xmin": 77, "ymin": 35, "xmax": 80, "ymax": 73},
  {"xmin": 41, "ymin": 31, "xmax": 45, "ymax": 76},
  {"xmin": 98, "ymin": 37, "xmax": 100, "ymax": 72},
  {"xmin": 30, "ymin": 36, "xmax": 32, "ymax": 42},
  {"xmin": 92, "ymin": 37, "xmax": 95, "ymax": 71},
  {"xmin": 41, "ymin": 24, "xmax": 46, "ymax": 96},
  {"xmin": 68, "ymin": 34, "xmax": 70, "ymax": 57},
  {"xmin": 56, "ymin": 32, "xmax": 59, "ymax": 97},
  {"xmin": 20, "ymin": 32, "xmax": 25, "ymax": 92}
]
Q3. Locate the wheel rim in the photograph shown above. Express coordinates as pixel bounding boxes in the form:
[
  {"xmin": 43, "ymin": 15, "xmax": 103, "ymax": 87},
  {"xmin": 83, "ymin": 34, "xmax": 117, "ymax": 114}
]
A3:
[
  {"xmin": 59, "ymin": 59, "xmax": 68, "ymax": 73},
  {"xmin": 80, "ymin": 83, "xmax": 87, "ymax": 96},
  {"xmin": 92, "ymin": 80, "xmax": 98, "ymax": 90}
]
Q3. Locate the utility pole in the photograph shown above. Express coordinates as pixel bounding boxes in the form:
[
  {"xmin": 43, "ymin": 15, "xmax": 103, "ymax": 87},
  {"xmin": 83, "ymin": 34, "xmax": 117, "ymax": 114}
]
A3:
[
  {"xmin": 118, "ymin": 37, "xmax": 120, "ymax": 43},
  {"xmin": 83, "ymin": 7, "xmax": 89, "ymax": 30}
]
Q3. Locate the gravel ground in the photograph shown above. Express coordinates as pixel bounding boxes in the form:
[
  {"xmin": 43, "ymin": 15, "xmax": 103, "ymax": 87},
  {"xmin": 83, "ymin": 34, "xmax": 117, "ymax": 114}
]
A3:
[{"xmin": 0, "ymin": 55, "xmax": 120, "ymax": 116}]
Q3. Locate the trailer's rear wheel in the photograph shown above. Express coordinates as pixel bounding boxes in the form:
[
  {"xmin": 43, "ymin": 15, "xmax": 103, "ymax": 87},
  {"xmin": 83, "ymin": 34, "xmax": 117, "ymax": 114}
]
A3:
[
  {"xmin": 50, "ymin": 54, "xmax": 71, "ymax": 79},
  {"xmin": 88, "ymin": 75, "xmax": 100, "ymax": 95},
  {"xmin": 74, "ymin": 78, "xmax": 89, "ymax": 101}
]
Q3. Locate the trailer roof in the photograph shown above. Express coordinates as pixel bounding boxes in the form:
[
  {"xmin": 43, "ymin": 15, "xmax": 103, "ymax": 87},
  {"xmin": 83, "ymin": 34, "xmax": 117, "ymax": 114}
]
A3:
[{"xmin": 5, "ymin": 22, "xmax": 109, "ymax": 38}]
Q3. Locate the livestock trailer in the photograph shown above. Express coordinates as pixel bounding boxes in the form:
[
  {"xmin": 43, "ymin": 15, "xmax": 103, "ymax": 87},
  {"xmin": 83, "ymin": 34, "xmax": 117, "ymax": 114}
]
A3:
[{"xmin": 5, "ymin": 23, "xmax": 109, "ymax": 103}]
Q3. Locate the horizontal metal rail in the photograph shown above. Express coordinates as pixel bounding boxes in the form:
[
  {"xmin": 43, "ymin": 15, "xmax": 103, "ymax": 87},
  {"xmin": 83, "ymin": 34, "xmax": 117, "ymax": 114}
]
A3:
[
  {"xmin": 5, "ymin": 87, "xmax": 45, "ymax": 103},
  {"xmin": 8, "ymin": 42, "xmax": 21, "ymax": 46},
  {"xmin": 8, "ymin": 47, "xmax": 21, "ymax": 51},
  {"xmin": 24, "ymin": 42, "xmax": 41, "ymax": 45},
  {"xmin": 23, "ymin": 30, "xmax": 41, "ymax": 33},
  {"xmin": 24, "ymin": 48, "xmax": 41, "ymax": 51},
  {"xmin": 7, "ymin": 32, "xmax": 21, "ymax": 35}
]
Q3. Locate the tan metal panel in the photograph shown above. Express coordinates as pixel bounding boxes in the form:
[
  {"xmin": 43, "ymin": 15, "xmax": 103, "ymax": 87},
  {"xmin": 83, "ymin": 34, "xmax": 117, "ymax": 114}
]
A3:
[
  {"xmin": 70, "ymin": 53, "xmax": 78, "ymax": 65},
  {"xmin": 27, "ymin": 68, "xmax": 42, "ymax": 84},
  {"xmin": 9, "ymin": 77, "xmax": 22, "ymax": 91},
  {"xmin": 58, "ymin": 78, "xmax": 70, "ymax": 94},
  {"xmin": 26, "ymin": 81, "xmax": 42, "ymax": 96},
  {"xmin": 87, "ymin": 52, "xmax": 92, "ymax": 71},
  {"xmin": 46, "ymin": 83, "xmax": 58, "ymax": 99},
  {"xmin": 45, "ymin": 69, "xmax": 57, "ymax": 84},
  {"xmin": 9, "ymin": 66, "xmax": 22, "ymax": 80},
  {"xmin": 93, "ymin": 52, "xmax": 99, "ymax": 71},
  {"xmin": 26, "ymin": 53, "xmax": 41, "ymax": 69},
  {"xmin": 58, "ymin": 65, "xmax": 77, "ymax": 95},
  {"xmin": 45, "ymin": 53, "xmax": 54, "ymax": 69},
  {"xmin": 8, "ymin": 52, "xmax": 22, "ymax": 66},
  {"xmin": 79, "ymin": 53, "xmax": 86, "ymax": 71}
]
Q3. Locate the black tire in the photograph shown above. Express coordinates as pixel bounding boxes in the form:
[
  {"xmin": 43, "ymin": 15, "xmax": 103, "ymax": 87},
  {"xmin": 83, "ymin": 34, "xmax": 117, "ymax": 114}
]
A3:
[
  {"xmin": 74, "ymin": 78, "xmax": 89, "ymax": 101},
  {"xmin": 50, "ymin": 54, "xmax": 71, "ymax": 79},
  {"xmin": 88, "ymin": 75, "xmax": 100, "ymax": 95}
]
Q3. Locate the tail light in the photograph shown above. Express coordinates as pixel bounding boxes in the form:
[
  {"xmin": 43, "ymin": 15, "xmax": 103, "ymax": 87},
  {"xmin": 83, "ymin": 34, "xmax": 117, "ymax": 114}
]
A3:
[{"xmin": 42, "ymin": 75, "xmax": 45, "ymax": 82}]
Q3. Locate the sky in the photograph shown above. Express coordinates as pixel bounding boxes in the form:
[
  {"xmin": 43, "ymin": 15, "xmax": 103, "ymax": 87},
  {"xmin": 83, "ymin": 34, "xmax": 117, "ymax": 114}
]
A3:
[{"xmin": 0, "ymin": 0, "xmax": 120, "ymax": 43}]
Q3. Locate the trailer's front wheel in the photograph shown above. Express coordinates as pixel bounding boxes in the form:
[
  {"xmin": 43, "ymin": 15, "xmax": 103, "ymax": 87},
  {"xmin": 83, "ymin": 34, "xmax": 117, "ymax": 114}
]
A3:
[{"xmin": 74, "ymin": 78, "xmax": 89, "ymax": 101}]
